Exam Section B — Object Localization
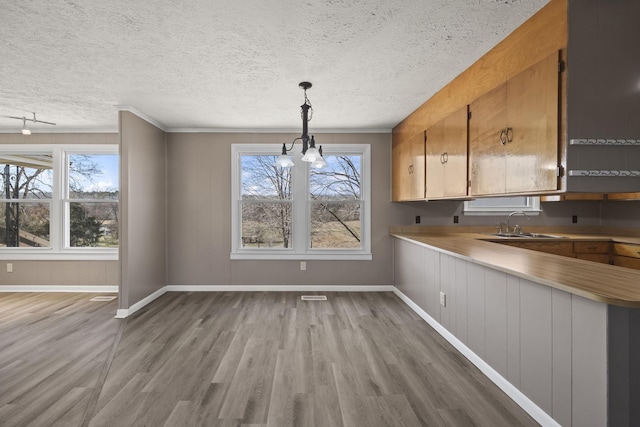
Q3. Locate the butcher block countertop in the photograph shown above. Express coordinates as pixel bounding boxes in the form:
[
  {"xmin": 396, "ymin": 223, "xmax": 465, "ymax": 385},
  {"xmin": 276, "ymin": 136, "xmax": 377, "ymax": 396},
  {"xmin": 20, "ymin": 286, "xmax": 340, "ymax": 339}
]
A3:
[{"xmin": 390, "ymin": 226, "xmax": 640, "ymax": 308}]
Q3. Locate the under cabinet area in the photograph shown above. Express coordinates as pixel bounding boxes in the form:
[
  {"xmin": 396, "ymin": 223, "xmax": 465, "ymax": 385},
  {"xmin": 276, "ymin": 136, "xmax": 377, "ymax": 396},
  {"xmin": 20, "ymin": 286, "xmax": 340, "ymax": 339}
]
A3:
[
  {"xmin": 469, "ymin": 52, "xmax": 560, "ymax": 196},
  {"xmin": 391, "ymin": 131, "xmax": 425, "ymax": 201},
  {"xmin": 425, "ymin": 105, "xmax": 468, "ymax": 199}
]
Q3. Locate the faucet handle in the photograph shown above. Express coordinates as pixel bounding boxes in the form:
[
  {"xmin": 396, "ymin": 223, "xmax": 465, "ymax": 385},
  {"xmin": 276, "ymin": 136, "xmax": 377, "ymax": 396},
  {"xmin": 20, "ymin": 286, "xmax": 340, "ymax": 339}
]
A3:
[
  {"xmin": 513, "ymin": 224, "xmax": 522, "ymax": 234},
  {"xmin": 496, "ymin": 222, "xmax": 507, "ymax": 234}
]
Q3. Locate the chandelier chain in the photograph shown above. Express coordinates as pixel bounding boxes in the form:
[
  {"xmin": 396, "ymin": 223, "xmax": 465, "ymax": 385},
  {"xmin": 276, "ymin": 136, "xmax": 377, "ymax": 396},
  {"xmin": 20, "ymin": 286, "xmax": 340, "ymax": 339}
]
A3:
[{"xmin": 301, "ymin": 89, "xmax": 313, "ymax": 122}]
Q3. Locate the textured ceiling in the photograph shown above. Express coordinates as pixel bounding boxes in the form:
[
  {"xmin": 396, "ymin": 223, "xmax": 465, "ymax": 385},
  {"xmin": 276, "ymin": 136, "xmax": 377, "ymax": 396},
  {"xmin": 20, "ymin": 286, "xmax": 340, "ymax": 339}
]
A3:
[{"xmin": 0, "ymin": 0, "xmax": 549, "ymax": 133}]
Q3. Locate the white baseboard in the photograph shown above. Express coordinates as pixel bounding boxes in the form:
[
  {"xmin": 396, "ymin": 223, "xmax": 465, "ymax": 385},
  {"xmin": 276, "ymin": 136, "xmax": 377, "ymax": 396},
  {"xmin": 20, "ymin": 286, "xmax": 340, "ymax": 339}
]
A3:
[
  {"xmin": 115, "ymin": 286, "xmax": 167, "ymax": 319},
  {"xmin": 165, "ymin": 285, "xmax": 395, "ymax": 292},
  {"xmin": 0, "ymin": 285, "xmax": 118, "ymax": 293},
  {"xmin": 392, "ymin": 287, "xmax": 560, "ymax": 427}
]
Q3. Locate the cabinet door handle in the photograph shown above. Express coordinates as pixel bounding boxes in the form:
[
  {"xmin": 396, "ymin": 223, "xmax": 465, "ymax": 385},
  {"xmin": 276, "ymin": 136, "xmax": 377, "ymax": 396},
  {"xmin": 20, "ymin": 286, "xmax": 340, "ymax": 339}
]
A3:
[
  {"xmin": 408, "ymin": 164, "xmax": 413, "ymax": 174},
  {"xmin": 441, "ymin": 152, "xmax": 448, "ymax": 164},
  {"xmin": 506, "ymin": 127, "xmax": 513, "ymax": 143},
  {"xmin": 499, "ymin": 129, "xmax": 507, "ymax": 145}
]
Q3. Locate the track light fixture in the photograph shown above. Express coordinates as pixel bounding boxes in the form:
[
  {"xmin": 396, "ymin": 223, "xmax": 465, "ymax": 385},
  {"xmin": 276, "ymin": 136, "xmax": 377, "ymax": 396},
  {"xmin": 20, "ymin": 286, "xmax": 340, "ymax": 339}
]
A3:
[
  {"xmin": 276, "ymin": 82, "xmax": 326, "ymax": 168},
  {"xmin": 2, "ymin": 112, "xmax": 56, "ymax": 135},
  {"xmin": 22, "ymin": 117, "xmax": 31, "ymax": 135}
]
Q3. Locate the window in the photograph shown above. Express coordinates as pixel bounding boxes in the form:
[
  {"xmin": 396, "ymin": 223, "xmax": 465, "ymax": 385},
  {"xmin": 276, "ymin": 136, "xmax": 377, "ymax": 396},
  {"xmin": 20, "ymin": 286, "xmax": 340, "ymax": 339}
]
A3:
[
  {"xmin": 231, "ymin": 144, "xmax": 371, "ymax": 260},
  {"xmin": 463, "ymin": 196, "xmax": 541, "ymax": 216},
  {"xmin": 0, "ymin": 145, "xmax": 118, "ymax": 260}
]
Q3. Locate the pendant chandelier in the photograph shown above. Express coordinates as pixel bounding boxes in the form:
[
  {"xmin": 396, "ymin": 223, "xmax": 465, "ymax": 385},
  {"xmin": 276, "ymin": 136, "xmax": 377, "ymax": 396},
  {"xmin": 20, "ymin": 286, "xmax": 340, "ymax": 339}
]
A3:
[{"xmin": 276, "ymin": 82, "xmax": 326, "ymax": 168}]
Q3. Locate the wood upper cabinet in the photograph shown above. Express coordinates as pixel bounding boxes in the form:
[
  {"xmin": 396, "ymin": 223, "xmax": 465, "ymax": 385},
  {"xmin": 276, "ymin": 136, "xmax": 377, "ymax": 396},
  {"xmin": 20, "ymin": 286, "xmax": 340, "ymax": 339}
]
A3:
[
  {"xmin": 425, "ymin": 106, "xmax": 468, "ymax": 199},
  {"xmin": 392, "ymin": 131, "xmax": 425, "ymax": 201},
  {"xmin": 469, "ymin": 52, "xmax": 560, "ymax": 196}
]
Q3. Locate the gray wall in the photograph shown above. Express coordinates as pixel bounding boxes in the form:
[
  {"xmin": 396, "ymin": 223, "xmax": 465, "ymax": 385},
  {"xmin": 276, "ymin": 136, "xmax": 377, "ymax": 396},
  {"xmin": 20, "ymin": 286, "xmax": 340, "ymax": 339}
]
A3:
[
  {"xmin": 119, "ymin": 112, "xmax": 167, "ymax": 308},
  {"xmin": 166, "ymin": 132, "xmax": 402, "ymax": 287},
  {"xmin": 391, "ymin": 199, "xmax": 605, "ymax": 228},
  {"xmin": 0, "ymin": 133, "xmax": 119, "ymax": 287}
]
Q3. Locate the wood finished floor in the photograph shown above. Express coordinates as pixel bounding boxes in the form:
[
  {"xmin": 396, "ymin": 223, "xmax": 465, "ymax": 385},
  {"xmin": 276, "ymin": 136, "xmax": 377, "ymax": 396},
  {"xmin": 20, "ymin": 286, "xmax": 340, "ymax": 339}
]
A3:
[{"xmin": 0, "ymin": 292, "xmax": 539, "ymax": 427}]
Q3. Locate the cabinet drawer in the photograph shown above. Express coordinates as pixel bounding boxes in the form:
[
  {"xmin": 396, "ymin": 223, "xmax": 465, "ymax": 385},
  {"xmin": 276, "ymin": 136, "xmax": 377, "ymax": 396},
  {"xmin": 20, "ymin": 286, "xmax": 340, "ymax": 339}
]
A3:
[
  {"xmin": 613, "ymin": 255, "xmax": 640, "ymax": 271},
  {"xmin": 576, "ymin": 253, "xmax": 611, "ymax": 264},
  {"xmin": 502, "ymin": 241, "xmax": 575, "ymax": 257},
  {"xmin": 614, "ymin": 243, "xmax": 640, "ymax": 259},
  {"xmin": 573, "ymin": 241, "xmax": 610, "ymax": 254}
]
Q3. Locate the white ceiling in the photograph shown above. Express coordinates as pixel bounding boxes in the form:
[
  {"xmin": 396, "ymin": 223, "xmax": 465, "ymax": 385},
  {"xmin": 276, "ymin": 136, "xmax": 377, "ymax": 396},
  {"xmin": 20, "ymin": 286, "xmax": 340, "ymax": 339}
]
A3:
[{"xmin": 0, "ymin": 0, "xmax": 549, "ymax": 133}]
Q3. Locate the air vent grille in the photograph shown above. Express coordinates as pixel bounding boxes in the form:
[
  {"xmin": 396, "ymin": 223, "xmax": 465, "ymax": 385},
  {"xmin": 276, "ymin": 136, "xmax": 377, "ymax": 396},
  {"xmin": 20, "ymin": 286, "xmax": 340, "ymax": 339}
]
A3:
[
  {"xmin": 89, "ymin": 296, "xmax": 117, "ymax": 302},
  {"xmin": 301, "ymin": 295, "xmax": 327, "ymax": 301}
]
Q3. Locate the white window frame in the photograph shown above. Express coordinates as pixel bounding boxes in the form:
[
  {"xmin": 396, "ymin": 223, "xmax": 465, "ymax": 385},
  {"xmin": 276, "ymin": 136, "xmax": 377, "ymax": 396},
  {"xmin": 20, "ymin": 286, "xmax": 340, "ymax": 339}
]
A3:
[
  {"xmin": 463, "ymin": 196, "xmax": 541, "ymax": 216},
  {"xmin": 231, "ymin": 143, "xmax": 371, "ymax": 260},
  {"xmin": 0, "ymin": 144, "xmax": 118, "ymax": 260}
]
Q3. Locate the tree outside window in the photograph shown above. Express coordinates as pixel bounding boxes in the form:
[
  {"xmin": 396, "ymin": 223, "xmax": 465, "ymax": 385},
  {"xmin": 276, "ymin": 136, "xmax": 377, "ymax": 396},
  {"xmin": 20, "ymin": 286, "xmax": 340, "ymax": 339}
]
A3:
[{"xmin": 309, "ymin": 155, "xmax": 362, "ymax": 249}]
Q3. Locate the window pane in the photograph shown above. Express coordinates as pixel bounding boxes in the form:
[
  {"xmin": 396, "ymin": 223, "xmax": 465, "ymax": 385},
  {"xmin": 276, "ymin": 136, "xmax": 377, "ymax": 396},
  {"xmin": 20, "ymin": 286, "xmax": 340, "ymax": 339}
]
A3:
[
  {"xmin": 310, "ymin": 202, "xmax": 361, "ymax": 249},
  {"xmin": 0, "ymin": 202, "xmax": 50, "ymax": 247},
  {"xmin": 467, "ymin": 196, "xmax": 530, "ymax": 208},
  {"xmin": 69, "ymin": 202, "xmax": 119, "ymax": 247},
  {"xmin": 310, "ymin": 155, "xmax": 361, "ymax": 200},
  {"xmin": 241, "ymin": 202, "xmax": 291, "ymax": 248},
  {"xmin": 241, "ymin": 155, "xmax": 291, "ymax": 200},
  {"xmin": 0, "ymin": 155, "xmax": 53, "ymax": 199},
  {"xmin": 69, "ymin": 154, "xmax": 119, "ymax": 199}
]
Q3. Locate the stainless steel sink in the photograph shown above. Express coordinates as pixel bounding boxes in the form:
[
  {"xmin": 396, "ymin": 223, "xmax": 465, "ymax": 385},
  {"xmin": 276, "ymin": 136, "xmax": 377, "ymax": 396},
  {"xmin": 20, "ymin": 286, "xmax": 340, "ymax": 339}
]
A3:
[{"xmin": 487, "ymin": 232, "xmax": 566, "ymax": 239}]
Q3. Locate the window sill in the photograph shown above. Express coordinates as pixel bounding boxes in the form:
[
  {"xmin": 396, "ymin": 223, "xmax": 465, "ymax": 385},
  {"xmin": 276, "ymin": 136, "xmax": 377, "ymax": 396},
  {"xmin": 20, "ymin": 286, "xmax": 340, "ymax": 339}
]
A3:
[
  {"xmin": 0, "ymin": 250, "xmax": 119, "ymax": 261},
  {"xmin": 230, "ymin": 252, "xmax": 372, "ymax": 261}
]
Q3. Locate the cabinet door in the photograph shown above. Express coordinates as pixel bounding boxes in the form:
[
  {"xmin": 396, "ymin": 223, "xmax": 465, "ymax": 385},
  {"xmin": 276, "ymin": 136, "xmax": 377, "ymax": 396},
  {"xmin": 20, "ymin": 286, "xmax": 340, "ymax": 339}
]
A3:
[
  {"xmin": 505, "ymin": 52, "xmax": 559, "ymax": 193},
  {"xmin": 469, "ymin": 83, "xmax": 508, "ymax": 195},
  {"xmin": 392, "ymin": 131, "xmax": 425, "ymax": 201},
  {"xmin": 392, "ymin": 137, "xmax": 410, "ymax": 201},
  {"xmin": 409, "ymin": 131, "xmax": 426, "ymax": 200},
  {"xmin": 426, "ymin": 106, "xmax": 468, "ymax": 199},
  {"xmin": 469, "ymin": 52, "xmax": 560, "ymax": 196}
]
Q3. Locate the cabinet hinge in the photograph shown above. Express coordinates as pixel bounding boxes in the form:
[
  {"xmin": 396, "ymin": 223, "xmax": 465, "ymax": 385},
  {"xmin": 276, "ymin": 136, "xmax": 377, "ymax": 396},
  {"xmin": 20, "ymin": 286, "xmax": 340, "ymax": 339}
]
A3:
[
  {"xmin": 468, "ymin": 111, "xmax": 472, "ymax": 120},
  {"xmin": 557, "ymin": 165, "xmax": 565, "ymax": 177},
  {"xmin": 559, "ymin": 60, "xmax": 566, "ymax": 73}
]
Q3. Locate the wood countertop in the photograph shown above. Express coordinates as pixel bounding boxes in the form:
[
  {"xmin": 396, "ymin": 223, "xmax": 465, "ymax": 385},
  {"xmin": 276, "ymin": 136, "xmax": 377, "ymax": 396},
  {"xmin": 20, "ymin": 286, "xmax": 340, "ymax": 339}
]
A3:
[{"xmin": 390, "ymin": 226, "xmax": 640, "ymax": 307}]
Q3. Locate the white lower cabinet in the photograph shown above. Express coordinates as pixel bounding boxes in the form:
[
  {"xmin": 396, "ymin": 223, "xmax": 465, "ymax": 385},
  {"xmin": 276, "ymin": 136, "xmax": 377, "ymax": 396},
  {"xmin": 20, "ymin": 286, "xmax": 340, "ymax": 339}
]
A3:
[{"xmin": 393, "ymin": 238, "xmax": 612, "ymax": 427}]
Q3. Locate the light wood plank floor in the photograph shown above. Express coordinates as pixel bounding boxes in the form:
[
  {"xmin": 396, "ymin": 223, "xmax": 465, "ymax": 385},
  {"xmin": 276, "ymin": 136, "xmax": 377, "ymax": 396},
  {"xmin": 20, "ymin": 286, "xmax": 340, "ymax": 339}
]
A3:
[{"xmin": 1, "ymin": 292, "xmax": 539, "ymax": 426}]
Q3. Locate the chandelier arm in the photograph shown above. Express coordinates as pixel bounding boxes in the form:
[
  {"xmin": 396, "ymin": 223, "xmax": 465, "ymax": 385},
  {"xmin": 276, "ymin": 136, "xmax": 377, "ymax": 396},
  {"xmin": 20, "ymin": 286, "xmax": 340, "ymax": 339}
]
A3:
[{"xmin": 284, "ymin": 137, "xmax": 302, "ymax": 153}]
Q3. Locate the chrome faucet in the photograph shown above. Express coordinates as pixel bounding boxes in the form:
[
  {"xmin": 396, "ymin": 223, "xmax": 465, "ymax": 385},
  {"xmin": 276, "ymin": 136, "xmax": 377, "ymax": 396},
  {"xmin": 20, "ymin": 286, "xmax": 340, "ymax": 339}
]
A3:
[{"xmin": 506, "ymin": 211, "xmax": 530, "ymax": 234}]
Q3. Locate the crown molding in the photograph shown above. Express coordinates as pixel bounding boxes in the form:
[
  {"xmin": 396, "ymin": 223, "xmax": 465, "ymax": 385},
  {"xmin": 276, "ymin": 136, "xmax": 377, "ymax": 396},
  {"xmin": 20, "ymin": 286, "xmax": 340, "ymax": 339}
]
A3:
[
  {"xmin": 114, "ymin": 105, "xmax": 168, "ymax": 132},
  {"xmin": 0, "ymin": 128, "xmax": 118, "ymax": 134},
  {"xmin": 165, "ymin": 127, "xmax": 392, "ymax": 134}
]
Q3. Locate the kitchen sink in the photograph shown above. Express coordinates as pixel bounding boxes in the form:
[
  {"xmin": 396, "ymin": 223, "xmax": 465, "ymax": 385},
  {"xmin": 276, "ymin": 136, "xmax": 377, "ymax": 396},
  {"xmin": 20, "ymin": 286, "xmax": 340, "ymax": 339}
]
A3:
[{"xmin": 487, "ymin": 232, "xmax": 566, "ymax": 239}]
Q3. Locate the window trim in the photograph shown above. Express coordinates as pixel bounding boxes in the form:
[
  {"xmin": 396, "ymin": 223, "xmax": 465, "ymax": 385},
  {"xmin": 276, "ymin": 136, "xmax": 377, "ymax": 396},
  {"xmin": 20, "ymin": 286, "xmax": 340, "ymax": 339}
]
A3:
[
  {"xmin": 463, "ymin": 196, "xmax": 541, "ymax": 216},
  {"xmin": 0, "ymin": 144, "xmax": 119, "ymax": 260},
  {"xmin": 231, "ymin": 143, "xmax": 371, "ymax": 260}
]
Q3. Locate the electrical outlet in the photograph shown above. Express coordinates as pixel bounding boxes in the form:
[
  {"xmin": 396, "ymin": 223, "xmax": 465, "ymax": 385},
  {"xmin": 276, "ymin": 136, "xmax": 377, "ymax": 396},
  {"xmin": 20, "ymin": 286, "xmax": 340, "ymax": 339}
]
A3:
[
  {"xmin": 300, "ymin": 261, "xmax": 306, "ymax": 271},
  {"xmin": 6, "ymin": 263, "xmax": 12, "ymax": 273},
  {"xmin": 439, "ymin": 291, "xmax": 446, "ymax": 307},
  {"xmin": 572, "ymin": 215, "xmax": 578, "ymax": 224},
  {"xmin": 453, "ymin": 215, "xmax": 459, "ymax": 224},
  {"xmin": 415, "ymin": 215, "xmax": 421, "ymax": 224}
]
